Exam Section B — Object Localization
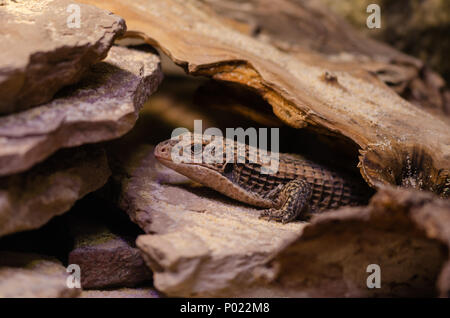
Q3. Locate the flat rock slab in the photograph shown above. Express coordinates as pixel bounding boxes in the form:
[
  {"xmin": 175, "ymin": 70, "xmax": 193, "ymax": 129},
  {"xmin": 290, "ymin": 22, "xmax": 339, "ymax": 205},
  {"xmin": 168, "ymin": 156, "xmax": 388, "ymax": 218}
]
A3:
[
  {"xmin": 111, "ymin": 144, "xmax": 305, "ymax": 297},
  {"xmin": 0, "ymin": 0, "xmax": 126, "ymax": 114},
  {"xmin": 68, "ymin": 214, "xmax": 152, "ymax": 289},
  {"xmin": 261, "ymin": 187, "xmax": 450, "ymax": 297},
  {"xmin": 110, "ymin": 142, "xmax": 450, "ymax": 296},
  {"xmin": 134, "ymin": 170, "xmax": 450, "ymax": 297},
  {"xmin": 0, "ymin": 251, "xmax": 80, "ymax": 297},
  {"xmin": 0, "ymin": 45, "xmax": 163, "ymax": 176},
  {"xmin": 80, "ymin": 287, "xmax": 161, "ymax": 298},
  {"xmin": 0, "ymin": 146, "xmax": 111, "ymax": 237}
]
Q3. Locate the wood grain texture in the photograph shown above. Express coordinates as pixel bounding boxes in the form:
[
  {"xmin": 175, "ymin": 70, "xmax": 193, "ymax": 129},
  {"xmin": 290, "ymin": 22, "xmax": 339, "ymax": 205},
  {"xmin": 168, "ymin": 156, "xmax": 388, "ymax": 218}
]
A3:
[
  {"xmin": 80, "ymin": 0, "xmax": 449, "ymax": 197},
  {"xmin": 201, "ymin": 0, "xmax": 449, "ymax": 115}
]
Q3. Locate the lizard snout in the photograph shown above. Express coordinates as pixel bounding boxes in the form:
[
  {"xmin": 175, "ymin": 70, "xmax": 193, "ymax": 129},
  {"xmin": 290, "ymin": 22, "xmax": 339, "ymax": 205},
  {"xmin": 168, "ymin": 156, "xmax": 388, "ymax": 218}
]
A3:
[{"xmin": 154, "ymin": 140, "xmax": 173, "ymax": 162}]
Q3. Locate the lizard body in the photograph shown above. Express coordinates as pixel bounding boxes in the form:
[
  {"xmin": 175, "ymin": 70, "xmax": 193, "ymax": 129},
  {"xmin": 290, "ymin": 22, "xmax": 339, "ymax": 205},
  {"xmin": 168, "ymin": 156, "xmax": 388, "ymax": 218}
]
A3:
[{"xmin": 154, "ymin": 133, "xmax": 372, "ymax": 223}]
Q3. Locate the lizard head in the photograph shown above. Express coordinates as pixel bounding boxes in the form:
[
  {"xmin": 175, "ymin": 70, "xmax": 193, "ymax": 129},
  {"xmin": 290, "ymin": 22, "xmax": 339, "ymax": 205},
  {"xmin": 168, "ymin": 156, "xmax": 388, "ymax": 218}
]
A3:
[
  {"xmin": 154, "ymin": 132, "xmax": 280, "ymax": 205},
  {"xmin": 154, "ymin": 132, "xmax": 234, "ymax": 184},
  {"xmin": 155, "ymin": 132, "xmax": 279, "ymax": 185}
]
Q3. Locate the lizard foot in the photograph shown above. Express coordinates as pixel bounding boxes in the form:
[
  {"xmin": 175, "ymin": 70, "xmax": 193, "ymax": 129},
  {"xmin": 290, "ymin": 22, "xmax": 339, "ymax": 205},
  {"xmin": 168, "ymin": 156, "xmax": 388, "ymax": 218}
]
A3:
[
  {"xmin": 259, "ymin": 208, "xmax": 296, "ymax": 224},
  {"xmin": 259, "ymin": 179, "xmax": 312, "ymax": 224}
]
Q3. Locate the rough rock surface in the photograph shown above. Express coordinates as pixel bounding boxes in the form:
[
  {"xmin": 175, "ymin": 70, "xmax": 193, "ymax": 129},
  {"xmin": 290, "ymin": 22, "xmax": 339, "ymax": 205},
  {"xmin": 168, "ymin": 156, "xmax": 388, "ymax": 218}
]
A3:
[
  {"xmin": 80, "ymin": 287, "xmax": 161, "ymax": 298},
  {"xmin": 322, "ymin": 0, "xmax": 450, "ymax": 89},
  {"xmin": 0, "ymin": 0, "xmax": 126, "ymax": 114},
  {"xmin": 108, "ymin": 140, "xmax": 449, "ymax": 296},
  {"xmin": 111, "ymin": 143, "xmax": 306, "ymax": 296},
  {"xmin": 68, "ymin": 214, "xmax": 152, "ymax": 289},
  {"xmin": 116, "ymin": 138, "xmax": 449, "ymax": 294},
  {"xmin": 253, "ymin": 187, "xmax": 450, "ymax": 297},
  {"xmin": 0, "ymin": 45, "xmax": 163, "ymax": 177},
  {"xmin": 0, "ymin": 146, "xmax": 111, "ymax": 237},
  {"xmin": 0, "ymin": 251, "xmax": 80, "ymax": 298}
]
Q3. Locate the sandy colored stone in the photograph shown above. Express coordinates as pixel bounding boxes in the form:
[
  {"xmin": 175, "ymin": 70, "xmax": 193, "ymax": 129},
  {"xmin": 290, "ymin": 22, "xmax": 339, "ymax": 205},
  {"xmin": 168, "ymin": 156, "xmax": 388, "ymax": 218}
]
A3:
[
  {"xmin": 103, "ymin": 77, "xmax": 450, "ymax": 297},
  {"xmin": 131, "ymin": 163, "xmax": 449, "ymax": 296},
  {"xmin": 0, "ymin": 251, "xmax": 80, "ymax": 298},
  {"xmin": 68, "ymin": 215, "xmax": 152, "ymax": 289},
  {"xmin": 0, "ymin": 146, "xmax": 111, "ymax": 237},
  {"xmin": 79, "ymin": 0, "xmax": 449, "ymax": 198},
  {"xmin": 0, "ymin": 0, "xmax": 126, "ymax": 114},
  {"xmin": 0, "ymin": 45, "xmax": 163, "ymax": 177},
  {"xmin": 252, "ymin": 187, "xmax": 450, "ymax": 297},
  {"xmin": 112, "ymin": 141, "xmax": 449, "ymax": 296},
  {"xmin": 110, "ymin": 143, "xmax": 304, "ymax": 296},
  {"xmin": 80, "ymin": 287, "xmax": 161, "ymax": 298}
]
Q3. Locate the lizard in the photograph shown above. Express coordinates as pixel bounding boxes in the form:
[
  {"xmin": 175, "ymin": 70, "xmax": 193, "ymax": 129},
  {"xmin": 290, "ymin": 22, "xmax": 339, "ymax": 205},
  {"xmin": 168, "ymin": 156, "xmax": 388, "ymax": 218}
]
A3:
[{"xmin": 154, "ymin": 133, "xmax": 373, "ymax": 223}]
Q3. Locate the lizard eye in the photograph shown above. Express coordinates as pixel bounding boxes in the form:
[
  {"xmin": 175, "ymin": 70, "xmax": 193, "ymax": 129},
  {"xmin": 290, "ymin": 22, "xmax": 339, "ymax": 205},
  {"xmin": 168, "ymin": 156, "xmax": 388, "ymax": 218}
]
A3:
[
  {"xmin": 223, "ymin": 162, "xmax": 234, "ymax": 178},
  {"xmin": 191, "ymin": 144, "xmax": 203, "ymax": 155}
]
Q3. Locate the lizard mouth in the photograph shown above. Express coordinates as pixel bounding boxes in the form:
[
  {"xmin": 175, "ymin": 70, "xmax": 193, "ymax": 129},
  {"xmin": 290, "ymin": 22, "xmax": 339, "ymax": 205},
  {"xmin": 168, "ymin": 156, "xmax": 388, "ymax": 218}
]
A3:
[
  {"xmin": 156, "ymin": 154, "xmax": 231, "ymax": 185},
  {"xmin": 154, "ymin": 140, "xmax": 173, "ymax": 162}
]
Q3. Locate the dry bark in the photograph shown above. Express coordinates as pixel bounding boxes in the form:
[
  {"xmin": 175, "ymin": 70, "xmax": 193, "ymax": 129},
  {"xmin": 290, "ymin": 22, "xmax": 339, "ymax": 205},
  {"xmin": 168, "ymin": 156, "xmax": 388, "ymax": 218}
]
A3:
[
  {"xmin": 79, "ymin": 0, "xmax": 449, "ymax": 198},
  {"xmin": 201, "ymin": 0, "xmax": 449, "ymax": 115}
]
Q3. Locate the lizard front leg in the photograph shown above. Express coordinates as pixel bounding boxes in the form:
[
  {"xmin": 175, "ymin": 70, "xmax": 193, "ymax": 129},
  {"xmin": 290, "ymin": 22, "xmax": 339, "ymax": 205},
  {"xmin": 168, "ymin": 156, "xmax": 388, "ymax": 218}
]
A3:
[{"xmin": 259, "ymin": 179, "xmax": 312, "ymax": 223}]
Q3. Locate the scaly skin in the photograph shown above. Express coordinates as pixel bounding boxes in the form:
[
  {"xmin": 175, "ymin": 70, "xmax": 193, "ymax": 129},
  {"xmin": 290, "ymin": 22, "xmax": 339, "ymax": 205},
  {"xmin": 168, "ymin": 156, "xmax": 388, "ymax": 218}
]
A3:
[{"xmin": 154, "ymin": 133, "xmax": 373, "ymax": 223}]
